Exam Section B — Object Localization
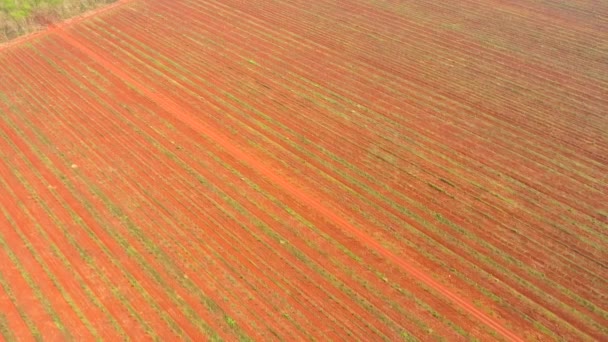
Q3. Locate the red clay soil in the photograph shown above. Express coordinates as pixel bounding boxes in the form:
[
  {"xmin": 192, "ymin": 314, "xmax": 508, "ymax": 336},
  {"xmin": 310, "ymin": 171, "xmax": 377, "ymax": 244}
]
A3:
[{"xmin": 0, "ymin": 0, "xmax": 606, "ymax": 340}]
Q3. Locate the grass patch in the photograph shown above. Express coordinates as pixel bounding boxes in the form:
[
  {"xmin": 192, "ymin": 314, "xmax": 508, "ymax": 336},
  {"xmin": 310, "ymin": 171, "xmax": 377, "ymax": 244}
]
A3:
[{"xmin": 0, "ymin": 0, "xmax": 117, "ymax": 42}]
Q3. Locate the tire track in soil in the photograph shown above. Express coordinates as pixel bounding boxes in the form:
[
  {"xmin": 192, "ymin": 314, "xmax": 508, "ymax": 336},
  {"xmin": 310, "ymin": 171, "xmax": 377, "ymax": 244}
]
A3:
[{"xmin": 53, "ymin": 23, "xmax": 523, "ymax": 342}]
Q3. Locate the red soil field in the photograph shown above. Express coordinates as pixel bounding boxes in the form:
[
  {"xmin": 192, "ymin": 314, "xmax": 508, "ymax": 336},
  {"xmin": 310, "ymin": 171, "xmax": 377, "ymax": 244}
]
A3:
[{"xmin": 0, "ymin": 0, "xmax": 606, "ymax": 340}]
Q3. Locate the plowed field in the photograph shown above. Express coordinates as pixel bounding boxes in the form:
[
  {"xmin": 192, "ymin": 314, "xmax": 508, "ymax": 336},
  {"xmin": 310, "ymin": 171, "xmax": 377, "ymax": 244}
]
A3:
[{"xmin": 0, "ymin": 0, "xmax": 607, "ymax": 340}]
